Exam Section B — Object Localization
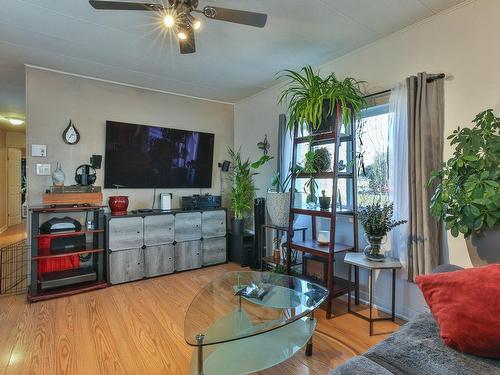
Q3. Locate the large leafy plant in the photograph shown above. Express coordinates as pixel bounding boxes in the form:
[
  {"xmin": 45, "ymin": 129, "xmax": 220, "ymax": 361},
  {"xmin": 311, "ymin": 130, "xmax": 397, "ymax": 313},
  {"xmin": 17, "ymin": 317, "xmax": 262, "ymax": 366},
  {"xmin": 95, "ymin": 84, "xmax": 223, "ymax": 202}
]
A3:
[
  {"xmin": 277, "ymin": 65, "xmax": 366, "ymax": 133},
  {"xmin": 227, "ymin": 148, "xmax": 272, "ymax": 220},
  {"xmin": 359, "ymin": 202, "xmax": 406, "ymax": 237},
  {"xmin": 429, "ymin": 109, "xmax": 500, "ymax": 237}
]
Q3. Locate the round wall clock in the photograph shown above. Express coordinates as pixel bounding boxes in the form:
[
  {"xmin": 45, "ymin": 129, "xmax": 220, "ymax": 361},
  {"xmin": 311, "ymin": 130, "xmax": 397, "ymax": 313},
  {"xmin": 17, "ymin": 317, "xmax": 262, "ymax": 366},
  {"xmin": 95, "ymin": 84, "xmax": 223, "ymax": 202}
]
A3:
[{"xmin": 62, "ymin": 120, "xmax": 80, "ymax": 145}]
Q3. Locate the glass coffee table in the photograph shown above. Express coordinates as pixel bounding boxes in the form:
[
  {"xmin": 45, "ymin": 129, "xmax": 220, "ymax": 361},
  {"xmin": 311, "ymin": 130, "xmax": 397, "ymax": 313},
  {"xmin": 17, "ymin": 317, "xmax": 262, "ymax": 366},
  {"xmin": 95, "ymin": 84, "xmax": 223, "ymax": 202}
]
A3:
[{"xmin": 184, "ymin": 271, "xmax": 329, "ymax": 375}]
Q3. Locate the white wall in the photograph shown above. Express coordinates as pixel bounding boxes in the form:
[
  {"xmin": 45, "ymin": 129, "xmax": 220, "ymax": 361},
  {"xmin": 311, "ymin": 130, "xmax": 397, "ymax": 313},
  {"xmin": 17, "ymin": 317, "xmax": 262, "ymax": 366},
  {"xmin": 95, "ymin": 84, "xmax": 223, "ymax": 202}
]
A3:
[
  {"xmin": 26, "ymin": 67, "xmax": 234, "ymax": 210},
  {"xmin": 235, "ymin": 0, "xmax": 500, "ymax": 319},
  {"xmin": 0, "ymin": 129, "xmax": 7, "ymax": 233}
]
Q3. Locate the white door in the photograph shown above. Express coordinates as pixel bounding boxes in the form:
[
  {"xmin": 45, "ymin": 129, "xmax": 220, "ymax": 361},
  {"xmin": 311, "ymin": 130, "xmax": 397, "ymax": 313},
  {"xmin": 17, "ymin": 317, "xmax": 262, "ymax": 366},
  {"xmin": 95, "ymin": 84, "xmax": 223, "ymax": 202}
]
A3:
[{"xmin": 7, "ymin": 148, "xmax": 22, "ymax": 226}]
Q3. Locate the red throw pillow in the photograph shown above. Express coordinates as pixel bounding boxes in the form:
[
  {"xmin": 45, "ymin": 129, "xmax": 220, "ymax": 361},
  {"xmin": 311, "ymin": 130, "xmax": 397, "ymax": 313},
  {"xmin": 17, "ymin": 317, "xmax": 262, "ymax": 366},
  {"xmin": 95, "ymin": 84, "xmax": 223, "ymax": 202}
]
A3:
[{"xmin": 416, "ymin": 264, "xmax": 500, "ymax": 358}]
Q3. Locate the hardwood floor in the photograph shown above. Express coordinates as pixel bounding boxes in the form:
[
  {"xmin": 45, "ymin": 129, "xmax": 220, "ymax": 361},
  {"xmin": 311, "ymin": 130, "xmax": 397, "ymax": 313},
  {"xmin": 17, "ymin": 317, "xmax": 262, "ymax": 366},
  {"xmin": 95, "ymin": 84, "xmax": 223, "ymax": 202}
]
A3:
[{"xmin": 0, "ymin": 263, "xmax": 403, "ymax": 375}]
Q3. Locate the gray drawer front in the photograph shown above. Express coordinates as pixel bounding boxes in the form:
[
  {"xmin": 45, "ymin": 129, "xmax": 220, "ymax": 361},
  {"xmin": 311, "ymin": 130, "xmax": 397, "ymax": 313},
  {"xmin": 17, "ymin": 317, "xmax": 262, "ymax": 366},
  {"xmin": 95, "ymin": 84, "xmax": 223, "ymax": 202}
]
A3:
[
  {"xmin": 175, "ymin": 212, "xmax": 201, "ymax": 242},
  {"xmin": 202, "ymin": 210, "xmax": 226, "ymax": 239},
  {"xmin": 144, "ymin": 215, "xmax": 174, "ymax": 246},
  {"xmin": 109, "ymin": 248, "xmax": 144, "ymax": 285},
  {"xmin": 202, "ymin": 237, "xmax": 227, "ymax": 266},
  {"xmin": 108, "ymin": 217, "xmax": 143, "ymax": 251},
  {"xmin": 144, "ymin": 244, "xmax": 174, "ymax": 277},
  {"xmin": 174, "ymin": 241, "xmax": 202, "ymax": 271}
]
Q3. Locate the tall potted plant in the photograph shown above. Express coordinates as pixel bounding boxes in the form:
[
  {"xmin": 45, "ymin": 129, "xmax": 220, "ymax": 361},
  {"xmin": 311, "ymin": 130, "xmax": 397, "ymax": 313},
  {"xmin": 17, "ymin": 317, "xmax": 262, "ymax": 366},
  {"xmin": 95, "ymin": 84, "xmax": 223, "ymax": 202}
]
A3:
[
  {"xmin": 429, "ymin": 109, "xmax": 500, "ymax": 266},
  {"xmin": 227, "ymin": 148, "xmax": 271, "ymax": 237},
  {"xmin": 277, "ymin": 65, "xmax": 365, "ymax": 134}
]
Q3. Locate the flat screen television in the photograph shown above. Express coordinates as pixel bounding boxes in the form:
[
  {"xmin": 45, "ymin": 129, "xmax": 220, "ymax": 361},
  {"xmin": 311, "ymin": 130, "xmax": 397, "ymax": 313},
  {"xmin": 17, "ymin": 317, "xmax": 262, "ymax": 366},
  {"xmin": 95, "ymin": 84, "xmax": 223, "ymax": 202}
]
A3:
[{"xmin": 104, "ymin": 121, "xmax": 214, "ymax": 189}]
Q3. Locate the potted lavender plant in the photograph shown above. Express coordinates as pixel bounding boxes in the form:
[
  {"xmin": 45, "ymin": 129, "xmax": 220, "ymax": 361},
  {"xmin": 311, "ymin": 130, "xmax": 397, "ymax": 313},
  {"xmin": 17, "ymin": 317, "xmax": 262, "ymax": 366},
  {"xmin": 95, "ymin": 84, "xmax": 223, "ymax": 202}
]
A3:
[{"xmin": 359, "ymin": 202, "xmax": 406, "ymax": 261}]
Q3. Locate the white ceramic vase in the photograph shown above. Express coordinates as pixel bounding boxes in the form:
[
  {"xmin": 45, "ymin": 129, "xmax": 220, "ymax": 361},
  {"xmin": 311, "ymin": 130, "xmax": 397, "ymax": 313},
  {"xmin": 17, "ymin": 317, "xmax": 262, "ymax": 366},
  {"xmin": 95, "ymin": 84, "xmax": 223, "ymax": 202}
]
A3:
[
  {"xmin": 52, "ymin": 162, "xmax": 65, "ymax": 186},
  {"xmin": 266, "ymin": 191, "xmax": 291, "ymax": 228}
]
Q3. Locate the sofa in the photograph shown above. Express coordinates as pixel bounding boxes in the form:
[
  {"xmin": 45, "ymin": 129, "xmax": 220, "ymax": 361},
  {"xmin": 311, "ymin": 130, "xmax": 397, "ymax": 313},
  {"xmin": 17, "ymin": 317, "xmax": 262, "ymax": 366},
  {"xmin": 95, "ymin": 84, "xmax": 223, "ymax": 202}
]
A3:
[
  {"xmin": 330, "ymin": 264, "xmax": 500, "ymax": 374},
  {"xmin": 329, "ymin": 313, "xmax": 500, "ymax": 375}
]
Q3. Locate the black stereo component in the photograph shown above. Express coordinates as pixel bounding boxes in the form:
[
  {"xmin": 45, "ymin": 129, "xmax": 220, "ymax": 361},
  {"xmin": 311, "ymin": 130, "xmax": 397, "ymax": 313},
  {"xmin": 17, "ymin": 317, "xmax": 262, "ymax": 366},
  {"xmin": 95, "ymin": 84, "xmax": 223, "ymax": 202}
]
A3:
[
  {"xmin": 181, "ymin": 194, "xmax": 221, "ymax": 210},
  {"xmin": 51, "ymin": 234, "xmax": 86, "ymax": 255},
  {"xmin": 40, "ymin": 217, "xmax": 82, "ymax": 234},
  {"xmin": 40, "ymin": 268, "xmax": 96, "ymax": 291}
]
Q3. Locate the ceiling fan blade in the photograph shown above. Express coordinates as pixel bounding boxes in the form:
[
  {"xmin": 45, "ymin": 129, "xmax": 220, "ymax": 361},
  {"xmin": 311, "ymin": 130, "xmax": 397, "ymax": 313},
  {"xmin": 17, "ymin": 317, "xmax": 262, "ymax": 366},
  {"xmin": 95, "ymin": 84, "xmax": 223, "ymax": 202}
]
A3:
[
  {"xmin": 179, "ymin": 29, "xmax": 196, "ymax": 54},
  {"xmin": 202, "ymin": 6, "xmax": 267, "ymax": 28},
  {"xmin": 88, "ymin": 1, "xmax": 164, "ymax": 11}
]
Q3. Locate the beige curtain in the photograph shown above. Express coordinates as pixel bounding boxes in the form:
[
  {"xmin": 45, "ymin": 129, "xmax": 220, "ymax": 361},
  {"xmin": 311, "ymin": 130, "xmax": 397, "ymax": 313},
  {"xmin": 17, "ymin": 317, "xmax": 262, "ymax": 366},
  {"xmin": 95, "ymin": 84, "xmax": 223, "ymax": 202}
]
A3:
[{"xmin": 406, "ymin": 72, "xmax": 444, "ymax": 281}]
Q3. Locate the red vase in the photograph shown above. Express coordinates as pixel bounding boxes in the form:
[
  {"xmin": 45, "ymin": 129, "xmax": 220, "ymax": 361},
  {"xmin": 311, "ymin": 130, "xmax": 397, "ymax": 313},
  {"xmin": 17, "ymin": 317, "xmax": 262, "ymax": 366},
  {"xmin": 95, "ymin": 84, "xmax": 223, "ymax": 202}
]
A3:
[{"xmin": 109, "ymin": 196, "xmax": 129, "ymax": 216}]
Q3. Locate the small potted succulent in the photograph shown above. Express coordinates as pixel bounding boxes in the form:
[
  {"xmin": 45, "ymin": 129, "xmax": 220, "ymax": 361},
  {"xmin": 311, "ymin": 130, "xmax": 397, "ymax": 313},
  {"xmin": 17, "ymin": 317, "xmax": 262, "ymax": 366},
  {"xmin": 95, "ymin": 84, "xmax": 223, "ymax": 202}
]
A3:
[{"xmin": 359, "ymin": 202, "xmax": 406, "ymax": 261}]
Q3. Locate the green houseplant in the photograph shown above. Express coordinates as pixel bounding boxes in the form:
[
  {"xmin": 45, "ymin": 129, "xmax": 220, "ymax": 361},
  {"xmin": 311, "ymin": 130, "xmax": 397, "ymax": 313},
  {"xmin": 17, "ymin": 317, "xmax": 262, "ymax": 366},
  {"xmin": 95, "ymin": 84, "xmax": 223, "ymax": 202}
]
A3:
[
  {"xmin": 429, "ymin": 109, "xmax": 500, "ymax": 265},
  {"xmin": 227, "ymin": 148, "xmax": 271, "ymax": 236},
  {"xmin": 359, "ymin": 202, "xmax": 406, "ymax": 261},
  {"xmin": 277, "ymin": 65, "xmax": 366, "ymax": 134}
]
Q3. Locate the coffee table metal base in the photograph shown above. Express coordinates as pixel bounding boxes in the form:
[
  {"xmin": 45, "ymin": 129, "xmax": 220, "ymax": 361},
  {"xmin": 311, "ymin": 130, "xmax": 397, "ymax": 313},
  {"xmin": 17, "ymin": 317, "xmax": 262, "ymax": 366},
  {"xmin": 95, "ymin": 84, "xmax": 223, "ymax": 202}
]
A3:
[{"xmin": 189, "ymin": 315, "xmax": 316, "ymax": 375}]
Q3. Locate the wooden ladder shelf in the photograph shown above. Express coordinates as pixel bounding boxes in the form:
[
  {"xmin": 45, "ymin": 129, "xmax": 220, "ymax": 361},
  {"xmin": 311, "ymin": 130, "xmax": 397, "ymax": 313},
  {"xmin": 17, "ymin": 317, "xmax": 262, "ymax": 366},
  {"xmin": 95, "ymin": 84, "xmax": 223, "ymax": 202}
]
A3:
[{"xmin": 287, "ymin": 105, "xmax": 360, "ymax": 319}]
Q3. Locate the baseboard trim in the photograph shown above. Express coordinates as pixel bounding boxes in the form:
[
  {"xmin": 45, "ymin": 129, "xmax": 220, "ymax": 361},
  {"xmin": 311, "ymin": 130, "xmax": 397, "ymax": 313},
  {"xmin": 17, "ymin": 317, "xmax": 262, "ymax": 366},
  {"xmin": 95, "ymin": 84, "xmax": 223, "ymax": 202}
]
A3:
[{"xmin": 347, "ymin": 291, "xmax": 428, "ymax": 322}]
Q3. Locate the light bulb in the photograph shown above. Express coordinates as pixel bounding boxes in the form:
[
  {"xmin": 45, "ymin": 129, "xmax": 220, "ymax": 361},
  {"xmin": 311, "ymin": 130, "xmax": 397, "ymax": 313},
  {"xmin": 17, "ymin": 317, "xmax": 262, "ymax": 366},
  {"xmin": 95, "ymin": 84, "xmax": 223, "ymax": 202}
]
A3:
[
  {"xmin": 177, "ymin": 31, "xmax": 187, "ymax": 40},
  {"xmin": 163, "ymin": 14, "xmax": 175, "ymax": 28},
  {"xmin": 193, "ymin": 19, "xmax": 201, "ymax": 30}
]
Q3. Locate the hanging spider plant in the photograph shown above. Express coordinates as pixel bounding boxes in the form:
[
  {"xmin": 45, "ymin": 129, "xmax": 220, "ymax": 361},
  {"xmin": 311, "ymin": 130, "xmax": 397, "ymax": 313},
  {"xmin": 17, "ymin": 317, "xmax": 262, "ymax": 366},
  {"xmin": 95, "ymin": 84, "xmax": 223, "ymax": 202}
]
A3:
[{"xmin": 277, "ymin": 66, "xmax": 366, "ymax": 133}]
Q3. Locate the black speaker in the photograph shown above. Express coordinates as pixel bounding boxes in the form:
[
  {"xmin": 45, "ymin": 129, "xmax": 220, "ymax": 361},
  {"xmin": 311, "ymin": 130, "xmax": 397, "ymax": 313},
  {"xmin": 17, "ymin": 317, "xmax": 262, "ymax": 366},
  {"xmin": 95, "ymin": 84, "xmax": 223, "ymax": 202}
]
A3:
[
  {"xmin": 218, "ymin": 160, "xmax": 230, "ymax": 172},
  {"xmin": 253, "ymin": 198, "xmax": 266, "ymax": 269},
  {"xmin": 90, "ymin": 155, "xmax": 102, "ymax": 169}
]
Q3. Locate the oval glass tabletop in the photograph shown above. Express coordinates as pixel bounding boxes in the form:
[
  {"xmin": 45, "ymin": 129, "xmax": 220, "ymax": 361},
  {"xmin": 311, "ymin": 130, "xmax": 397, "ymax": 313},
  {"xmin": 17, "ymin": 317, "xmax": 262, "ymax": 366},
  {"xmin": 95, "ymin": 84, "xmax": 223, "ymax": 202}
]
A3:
[{"xmin": 184, "ymin": 271, "xmax": 328, "ymax": 347}]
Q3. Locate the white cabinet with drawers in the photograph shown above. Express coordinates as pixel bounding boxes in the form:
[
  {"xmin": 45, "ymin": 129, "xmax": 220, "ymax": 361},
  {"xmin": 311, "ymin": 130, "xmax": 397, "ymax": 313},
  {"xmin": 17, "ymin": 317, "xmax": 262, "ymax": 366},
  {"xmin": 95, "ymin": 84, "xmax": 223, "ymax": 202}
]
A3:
[{"xmin": 107, "ymin": 209, "xmax": 226, "ymax": 285}]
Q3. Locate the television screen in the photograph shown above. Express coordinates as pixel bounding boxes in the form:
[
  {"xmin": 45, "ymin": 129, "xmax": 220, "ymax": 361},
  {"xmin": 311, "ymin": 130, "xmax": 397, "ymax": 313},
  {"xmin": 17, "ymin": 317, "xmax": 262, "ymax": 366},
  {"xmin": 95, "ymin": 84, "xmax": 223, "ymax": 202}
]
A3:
[{"xmin": 104, "ymin": 121, "xmax": 214, "ymax": 189}]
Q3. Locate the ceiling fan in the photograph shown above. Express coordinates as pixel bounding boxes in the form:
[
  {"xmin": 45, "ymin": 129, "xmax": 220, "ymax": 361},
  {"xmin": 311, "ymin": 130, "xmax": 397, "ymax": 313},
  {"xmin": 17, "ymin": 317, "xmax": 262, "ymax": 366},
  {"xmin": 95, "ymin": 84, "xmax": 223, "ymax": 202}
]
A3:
[{"xmin": 88, "ymin": 0, "xmax": 268, "ymax": 54}]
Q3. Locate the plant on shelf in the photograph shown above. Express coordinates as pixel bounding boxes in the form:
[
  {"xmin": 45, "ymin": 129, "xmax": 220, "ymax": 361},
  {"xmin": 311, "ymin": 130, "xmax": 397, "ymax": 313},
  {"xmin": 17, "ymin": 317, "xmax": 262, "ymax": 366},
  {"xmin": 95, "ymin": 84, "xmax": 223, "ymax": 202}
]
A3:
[
  {"xmin": 227, "ymin": 148, "xmax": 272, "ymax": 234},
  {"xmin": 313, "ymin": 147, "xmax": 332, "ymax": 172},
  {"xmin": 429, "ymin": 109, "xmax": 500, "ymax": 265},
  {"xmin": 359, "ymin": 202, "xmax": 406, "ymax": 261},
  {"xmin": 277, "ymin": 65, "xmax": 366, "ymax": 134}
]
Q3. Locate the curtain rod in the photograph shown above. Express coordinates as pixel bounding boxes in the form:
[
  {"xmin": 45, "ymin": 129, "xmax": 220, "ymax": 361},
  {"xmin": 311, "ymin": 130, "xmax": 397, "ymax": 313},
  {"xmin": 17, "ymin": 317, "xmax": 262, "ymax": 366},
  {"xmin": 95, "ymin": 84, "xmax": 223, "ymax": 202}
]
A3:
[{"xmin": 364, "ymin": 73, "xmax": 446, "ymax": 99}]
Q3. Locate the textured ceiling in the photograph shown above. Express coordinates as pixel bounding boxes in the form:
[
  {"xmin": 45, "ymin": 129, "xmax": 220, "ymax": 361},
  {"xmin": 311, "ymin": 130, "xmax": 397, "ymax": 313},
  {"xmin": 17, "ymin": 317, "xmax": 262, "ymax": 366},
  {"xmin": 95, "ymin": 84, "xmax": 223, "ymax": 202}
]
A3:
[{"xmin": 0, "ymin": 0, "xmax": 465, "ymax": 122}]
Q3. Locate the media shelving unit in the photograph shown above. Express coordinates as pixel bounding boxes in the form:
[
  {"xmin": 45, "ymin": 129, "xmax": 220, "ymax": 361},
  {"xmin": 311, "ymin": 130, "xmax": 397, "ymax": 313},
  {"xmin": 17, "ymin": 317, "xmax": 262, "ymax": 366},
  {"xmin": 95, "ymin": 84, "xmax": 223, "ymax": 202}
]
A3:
[
  {"xmin": 287, "ymin": 105, "xmax": 360, "ymax": 319},
  {"xmin": 28, "ymin": 205, "xmax": 106, "ymax": 302}
]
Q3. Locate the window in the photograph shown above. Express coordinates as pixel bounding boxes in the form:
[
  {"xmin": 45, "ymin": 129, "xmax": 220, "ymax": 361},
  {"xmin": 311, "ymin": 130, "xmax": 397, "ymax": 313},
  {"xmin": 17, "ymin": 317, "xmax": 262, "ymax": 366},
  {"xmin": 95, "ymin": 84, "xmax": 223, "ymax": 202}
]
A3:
[{"xmin": 357, "ymin": 93, "xmax": 391, "ymax": 206}]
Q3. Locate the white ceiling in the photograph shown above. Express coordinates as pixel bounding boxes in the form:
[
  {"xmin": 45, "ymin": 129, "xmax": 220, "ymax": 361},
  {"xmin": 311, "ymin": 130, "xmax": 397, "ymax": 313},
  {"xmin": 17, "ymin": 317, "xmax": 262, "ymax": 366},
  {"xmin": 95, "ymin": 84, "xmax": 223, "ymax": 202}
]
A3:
[{"xmin": 0, "ymin": 0, "xmax": 464, "ymax": 122}]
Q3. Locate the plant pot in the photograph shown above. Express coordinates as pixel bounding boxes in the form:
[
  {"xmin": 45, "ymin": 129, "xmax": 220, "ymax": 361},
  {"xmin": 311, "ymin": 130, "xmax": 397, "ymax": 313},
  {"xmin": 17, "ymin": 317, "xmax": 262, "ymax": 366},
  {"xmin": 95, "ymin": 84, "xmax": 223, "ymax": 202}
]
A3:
[
  {"xmin": 465, "ymin": 224, "xmax": 500, "ymax": 266},
  {"xmin": 311, "ymin": 99, "xmax": 334, "ymax": 134},
  {"xmin": 319, "ymin": 194, "xmax": 331, "ymax": 210},
  {"xmin": 273, "ymin": 249, "xmax": 281, "ymax": 263},
  {"xmin": 109, "ymin": 196, "xmax": 129, "ymax": 216},
  {"xmin": 266, "ymin": 191, "xmax": 290, "ymax": 228},
  {"xmin": 363, "ymin": 234, "xmax": 386, "ymax": 262}
]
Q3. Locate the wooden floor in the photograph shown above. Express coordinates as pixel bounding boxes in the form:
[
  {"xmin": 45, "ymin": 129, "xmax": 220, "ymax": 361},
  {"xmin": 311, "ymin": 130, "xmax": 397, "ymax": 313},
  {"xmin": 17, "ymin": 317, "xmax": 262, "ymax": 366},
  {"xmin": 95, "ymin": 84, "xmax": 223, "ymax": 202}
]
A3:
[
  {"xmin": 0, "ymin": 221, "xmax": 27, "ymax": 248},
  {"xmin": 0, "ymin": 263, "xmax": 403, "ymax": 375}
]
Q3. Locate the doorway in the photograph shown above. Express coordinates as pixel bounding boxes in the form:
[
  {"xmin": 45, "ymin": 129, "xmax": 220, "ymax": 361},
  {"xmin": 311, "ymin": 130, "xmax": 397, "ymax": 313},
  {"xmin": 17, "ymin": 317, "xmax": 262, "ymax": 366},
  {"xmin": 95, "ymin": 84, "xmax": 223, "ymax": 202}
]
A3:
[{"xmin": 7, "ymin": 147, "xmax": 22, "ymax": 227}]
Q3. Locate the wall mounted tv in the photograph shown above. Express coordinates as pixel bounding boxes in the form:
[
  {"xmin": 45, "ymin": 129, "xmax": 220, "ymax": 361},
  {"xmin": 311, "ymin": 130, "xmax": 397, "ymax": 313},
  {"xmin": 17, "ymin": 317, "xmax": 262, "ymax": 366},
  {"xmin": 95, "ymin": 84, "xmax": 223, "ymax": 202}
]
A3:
[{"xmin": 104, "ymin": 121, "xmax": 214, "ymax": 189}]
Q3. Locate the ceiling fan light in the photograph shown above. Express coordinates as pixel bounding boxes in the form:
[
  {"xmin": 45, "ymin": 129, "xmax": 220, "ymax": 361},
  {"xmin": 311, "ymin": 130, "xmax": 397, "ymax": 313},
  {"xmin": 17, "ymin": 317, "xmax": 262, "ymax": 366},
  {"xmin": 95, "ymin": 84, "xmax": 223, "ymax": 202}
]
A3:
[
  {"xmin": 177, "ymin": 31, "xmax": 187, "ymax": 40},
  {"xmin": 6, "ymin": 117, "xmax": 24, "ymax": 126},
  {"xmin": 193, "ymin": 19, "xmax": 201, "ymax": 30},
  {"xmin": 163, "ymin": 14, "xmax": 175, "ymax": 28}
]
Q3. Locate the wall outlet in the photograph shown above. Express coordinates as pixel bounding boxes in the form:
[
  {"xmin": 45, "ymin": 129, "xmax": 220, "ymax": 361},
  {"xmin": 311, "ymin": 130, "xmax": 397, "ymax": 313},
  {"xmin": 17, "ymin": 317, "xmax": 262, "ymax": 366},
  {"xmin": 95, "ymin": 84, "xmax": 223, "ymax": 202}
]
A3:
[
  {"xmin": 36, "ymin": 164, "xmax": 51, "ymax": 176},
  {"xmin": 31, "ymin": 144, "xmax": 47, "ymax": 157}
]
